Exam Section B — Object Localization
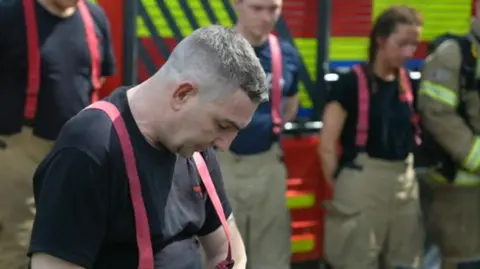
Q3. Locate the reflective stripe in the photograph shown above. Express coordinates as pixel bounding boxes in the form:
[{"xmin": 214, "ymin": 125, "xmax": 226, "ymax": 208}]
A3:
[
  {"xmin": 430, "ymin": 169, "xmax": 480, "ymax": 186},
  {"xmin": 286, "ymin": 193, "xmax": 315, "ymax": 209},
  {"xmin": 463, "ymin": 137, "xmax": 480, "ymax": 172},
  {"xmin": 291, "ymin": 236, "xmax": 315, "ymax": 253},
  {"xmin": 419, "ymin": 81, "xmax": 458, "ymax": 107}
]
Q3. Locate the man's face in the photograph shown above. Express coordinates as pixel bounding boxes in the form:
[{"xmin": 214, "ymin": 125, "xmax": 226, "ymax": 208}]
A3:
[
  {"xmin": 234, "ymin": 0, "xmax": 282, "ymax": 38},
  {"xmin": 53, "ymin": 0, "xmax": 80, "ymax": 9},
  {"xmin": 168, "ymin": 84, "xmax": 258, "ymax": 157}
]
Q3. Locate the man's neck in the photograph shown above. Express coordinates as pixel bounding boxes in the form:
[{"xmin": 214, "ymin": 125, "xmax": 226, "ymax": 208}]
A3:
[
  {"xmin": 37, "ymin": 0, "xmax": 76, "ymax": 18},
  {"xmin": 127, "ymin": 86, "xmax": 170, "ymax": 151},
  {"xmin": 235, "ymin": 24, "xmax": 268, "ymax": 46}
]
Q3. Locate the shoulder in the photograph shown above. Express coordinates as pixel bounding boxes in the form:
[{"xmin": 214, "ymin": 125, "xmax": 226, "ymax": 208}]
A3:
[
  {"xmin": 85, "ymin": 1, "xmax": 107, "ymax": 17},
  {"xmin": 0, "ymin": 0, "xmax": 21, "ymax": 11},
  {"xmin": 326, "ymin": 68, "xmax": 360, "ymax": 109},
  {"xmin": 54, "ymin": 107, "xmax": 114, "ymax": 163},
  {"xmin": 0, "ymin": 0, "xmax": 22, "ymax": 25},
  {"xmin": 84, "ymin": 2, "xmax": 109, "ymax": 30},
  {"xmin": 278, "ymin": 39, "xmax": 298, "ymax": 55},
  {"xmin": 278, "ymin": 39, "xmax": 301, "ymax": 67},
  {"xmin": 426, "ymin": 39, "xmax": 462, "ymax": 70},
  {"xmin": 335, "ymin": 68, "xmax": 359, "ymax": 89}
]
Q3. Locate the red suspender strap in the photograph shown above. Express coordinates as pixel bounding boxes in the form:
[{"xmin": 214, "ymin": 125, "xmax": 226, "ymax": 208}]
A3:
[
  {"xmin": 192, "ymin": 153, "xmax": 234, "ymax": 269},
  {"xmin": 353, "ymin": 66, "xmax": 421, "ymax": 147},
  {"xmin": 399, "ymin": 68, "xmax": 422, "ymax": 145},
  {"xmin": 352, "ymin": 64, "xmax": 370, "ymax": 147},
  {"xmin": 399, "ymin": 68, "xmax": 413, "ymax": 103},
  {"xmin": 23, "ymin": 0, "xmax": 41, "ymax": 120},
  {"xmin": 87, "ymin": 101, "xmax": 154, "ymax": 269},
  {"xmin": 268, "ymin": 34, "xmax": 283, "ymax": 135},
  {"xmin": 78, "ymin": 0, "xmax": 102, "ymax": 102},
  {"xmin": 23, "ymin": 0, "xmax": 102, "ymax": 120}
]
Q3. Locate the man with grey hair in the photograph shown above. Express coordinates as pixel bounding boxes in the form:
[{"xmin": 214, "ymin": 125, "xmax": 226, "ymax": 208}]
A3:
[{"xmin": 28, "ymin": 25, "xmax": 267, "ymax": 269}]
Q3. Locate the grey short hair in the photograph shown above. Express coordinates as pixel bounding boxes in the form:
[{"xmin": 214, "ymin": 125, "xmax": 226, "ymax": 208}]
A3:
[{"xmin": 162, "ymin": 25, "xmax": 269, "ymax": 103}]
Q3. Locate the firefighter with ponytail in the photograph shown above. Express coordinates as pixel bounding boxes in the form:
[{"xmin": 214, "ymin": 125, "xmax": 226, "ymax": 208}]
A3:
[{"xmin": 319, "ymin": 6, "xmax": 424, "ymax": 269}]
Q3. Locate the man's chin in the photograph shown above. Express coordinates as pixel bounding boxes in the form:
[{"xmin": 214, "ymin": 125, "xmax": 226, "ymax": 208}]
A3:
[
  {"xmin": 253, "ymin": 27, "xmax": 274, "ymax": 37},
  {"xmin": 177, "ymin": 146, "xmax": 196, "ymax": 158},
  {"xmin": 177, "ymin": 150, "xmax": 193, "ymax": 158}
]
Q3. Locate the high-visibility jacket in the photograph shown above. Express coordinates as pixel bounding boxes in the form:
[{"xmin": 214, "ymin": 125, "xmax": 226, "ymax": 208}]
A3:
[{"xmin": 417, "ymin": 21, "xmax": 480, "ymax": 186}]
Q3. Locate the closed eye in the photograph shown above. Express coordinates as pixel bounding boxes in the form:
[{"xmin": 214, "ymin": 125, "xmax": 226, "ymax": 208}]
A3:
[{"xmin": 218, "ymin": 123, "xmax": 229, "ymax": 130}]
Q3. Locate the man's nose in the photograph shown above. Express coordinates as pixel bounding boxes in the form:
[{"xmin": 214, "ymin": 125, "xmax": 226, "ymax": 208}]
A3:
[{"xmin": 260, "ymin": 9, "xmax": 272, "ymax": 24}]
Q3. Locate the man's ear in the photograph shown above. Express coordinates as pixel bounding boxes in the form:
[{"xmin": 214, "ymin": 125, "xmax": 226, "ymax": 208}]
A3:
[{"xmin": 170, "ymin": 82, "xmax": 198, "ymax": 111}]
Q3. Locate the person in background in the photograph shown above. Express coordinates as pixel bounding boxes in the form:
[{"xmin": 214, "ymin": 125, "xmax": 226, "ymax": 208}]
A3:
[
  {"xmin": 0, "ymin": 0, "xmax": 115, "ymax": 267},
  {"xmin": 319, "ymin": 6, "xmax": 424, "ymax": 269},
  {"xmin": 216, "ymin": 0, "xmax": 301, "ymax": 268},
  {"xmin": 416, "ymin": 0, "xmax": 480, "ymax": 267}
]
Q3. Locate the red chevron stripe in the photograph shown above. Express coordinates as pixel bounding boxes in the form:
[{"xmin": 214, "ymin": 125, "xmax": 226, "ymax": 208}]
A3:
[
  {"xmin": 414, "ymin": 41, "xmax": 428, "ymax": 59},
  {"xmin": 139, "ymin": 38, "xmax": 166, "ymax": 67},
  {"xmin": 137, "ymin": 59, "xmax": 149, "ymax": 82}
]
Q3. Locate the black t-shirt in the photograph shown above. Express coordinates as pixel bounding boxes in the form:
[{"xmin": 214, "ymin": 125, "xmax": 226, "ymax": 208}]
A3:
[
  {"xmin": 327, "ymin": 68, "xmax": 418, "ymax": 165},
  {"xmin": 28, "ymin": 87, "xmax": 232, "ymax": 269},
  {"xmin": 0, "ymin": 0, "xmax": 116, "ymax": 140}
]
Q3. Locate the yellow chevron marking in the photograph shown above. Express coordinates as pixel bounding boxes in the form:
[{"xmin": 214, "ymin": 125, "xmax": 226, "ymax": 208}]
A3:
[
  {"xmin": 164, "ymin": 0, "xmax": 193, "ymax": 37},
  {"xmin": 187, "ymin": 0, "xmax": 214, "ymax": 27},
  {"xmin": 139, "ymin": 0, "xmax": 173, "ymax": 38},
  {"xmin": 210, "ymin": 0, "xmax": 234, "ymax": 26}
]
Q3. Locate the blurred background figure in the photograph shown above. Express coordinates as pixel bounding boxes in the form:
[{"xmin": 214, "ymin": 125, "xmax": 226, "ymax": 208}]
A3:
[
  {"xmin": 0, "ymin": 0, "xmax": 115, "ymax": 268},
  {"xmin": 319, "ymin": 5, "xmax": 424, "ymax": 269},
  {"xmin": 216, "ymin": 0, "xmax": 301, "ymax": 268}
]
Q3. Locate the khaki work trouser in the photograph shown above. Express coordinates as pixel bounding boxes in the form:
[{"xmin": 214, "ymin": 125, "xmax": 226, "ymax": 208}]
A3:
[
  {"xmin": 217, "ymin": 145, "xmax": 291, "ymax": 269},
  {"xmin": 426, "ymin": 181, "xmax": 480, "ymax": 263},
  {"xmin": 324, "ymin": 154, "xmax": 424, "ymax": 269},
  {"xmin": 0, "ymin": 127, "xmax": 54, "ymax": 269}
]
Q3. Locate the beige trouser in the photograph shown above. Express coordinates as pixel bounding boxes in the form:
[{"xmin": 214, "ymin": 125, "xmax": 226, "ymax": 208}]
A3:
[
  {"xmin": 0, "ymin": 127, "xmax": 54, "ymax": 269},
  {"xmin": 324, "ymin": 154, "xmax": 424, "ymax": 269},
  {"xmin": 426, "ymin": 181, "xmax": 480, "ymax": 263},
  {"xmin": 217, "ymin": 145, "xmax": 291, "ymax": 269}
]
